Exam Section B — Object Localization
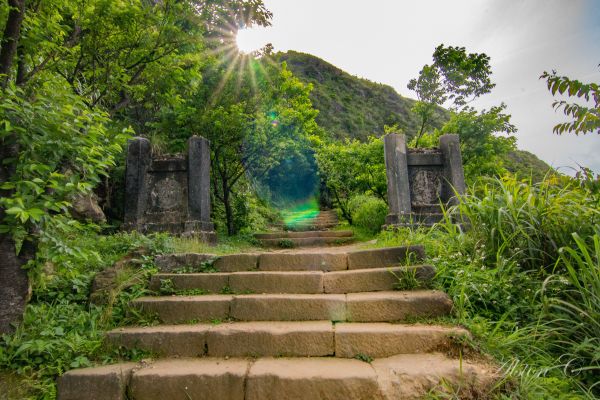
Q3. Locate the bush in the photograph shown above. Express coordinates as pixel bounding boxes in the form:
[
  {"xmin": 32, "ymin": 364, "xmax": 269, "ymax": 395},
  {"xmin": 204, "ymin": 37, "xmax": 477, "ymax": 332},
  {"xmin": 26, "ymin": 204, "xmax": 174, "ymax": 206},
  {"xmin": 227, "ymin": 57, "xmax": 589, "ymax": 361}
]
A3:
[{"xmin": 348, "ymin": 195, "xmax": 388, "ymax": 234}]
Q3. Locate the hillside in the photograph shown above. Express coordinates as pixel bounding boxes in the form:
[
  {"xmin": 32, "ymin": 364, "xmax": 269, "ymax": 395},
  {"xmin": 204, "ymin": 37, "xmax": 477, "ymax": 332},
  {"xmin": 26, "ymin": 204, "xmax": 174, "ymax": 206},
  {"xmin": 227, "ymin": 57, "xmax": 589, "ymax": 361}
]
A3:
[
  {"xmin": 504, "ymin": 149, "xmax": 554, "ymax": 182},
  {"xmin": 276, "ymin": 51, "xmax": 447, "ymax": 141}
]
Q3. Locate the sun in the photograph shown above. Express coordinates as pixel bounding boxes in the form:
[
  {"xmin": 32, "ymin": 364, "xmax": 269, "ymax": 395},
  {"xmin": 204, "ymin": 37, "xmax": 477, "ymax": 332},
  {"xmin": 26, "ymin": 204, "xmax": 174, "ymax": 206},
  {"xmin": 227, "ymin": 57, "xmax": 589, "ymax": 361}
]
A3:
[{"xmin": 236, "ymin": 27, "xmax": 271, "ymax": 54}]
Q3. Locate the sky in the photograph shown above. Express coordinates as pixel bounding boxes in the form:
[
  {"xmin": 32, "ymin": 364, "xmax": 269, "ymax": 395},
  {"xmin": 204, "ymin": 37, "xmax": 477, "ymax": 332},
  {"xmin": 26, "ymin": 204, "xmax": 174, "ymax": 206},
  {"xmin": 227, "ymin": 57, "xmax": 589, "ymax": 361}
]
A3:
[{"xmin": 237, "ymin": 0, "xmax": 600, "ymax": 174}]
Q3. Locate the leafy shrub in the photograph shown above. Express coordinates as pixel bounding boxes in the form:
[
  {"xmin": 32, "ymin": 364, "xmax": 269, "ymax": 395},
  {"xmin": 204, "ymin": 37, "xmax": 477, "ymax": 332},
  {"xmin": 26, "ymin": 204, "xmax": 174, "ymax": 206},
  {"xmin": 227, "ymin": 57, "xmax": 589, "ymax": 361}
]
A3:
[{"xmin": 348, "ymin": 195, "xmax": 388, "ymax": 234}]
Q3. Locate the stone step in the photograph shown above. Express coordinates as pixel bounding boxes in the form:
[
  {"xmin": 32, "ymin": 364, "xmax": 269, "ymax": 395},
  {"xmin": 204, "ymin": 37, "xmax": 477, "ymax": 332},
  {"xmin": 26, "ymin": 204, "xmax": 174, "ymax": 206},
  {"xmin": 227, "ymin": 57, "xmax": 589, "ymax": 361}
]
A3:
[
  {"xmin": 284, "ymin": 223, "xmax": 338, "ymax": 231},
  {"xmin": 149, "ymin": 265, "xmax": 435, "ymax": 294},
  {"xmin": 154, "ymin": 246, "xmax": 426, "ymax": 273},
  {"xmin": 254, "ymin": 230, "xmax": 353, "ymax": 239},
  {"xmin": 258, "ymin": 236, "xmax": 354, "ymax": 248},
  {"xmin": 131, "ymin": 290, "xmax": 452, "ymax": 324},
  {"xmin": 58, "ymin": 354, "xmax": 497, "ymax": 400},
  {"xmin": 106, "ymin": 321, "xmax": 468, "ymax": 358}
]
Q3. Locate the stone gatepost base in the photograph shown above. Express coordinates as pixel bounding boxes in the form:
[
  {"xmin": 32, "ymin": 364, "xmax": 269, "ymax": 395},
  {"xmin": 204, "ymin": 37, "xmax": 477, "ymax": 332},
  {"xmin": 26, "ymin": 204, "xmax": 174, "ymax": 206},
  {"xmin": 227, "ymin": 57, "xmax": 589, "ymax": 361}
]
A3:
[{"xmin": 123, "ymin": 136, "xmax": 216, "ymax": 244}]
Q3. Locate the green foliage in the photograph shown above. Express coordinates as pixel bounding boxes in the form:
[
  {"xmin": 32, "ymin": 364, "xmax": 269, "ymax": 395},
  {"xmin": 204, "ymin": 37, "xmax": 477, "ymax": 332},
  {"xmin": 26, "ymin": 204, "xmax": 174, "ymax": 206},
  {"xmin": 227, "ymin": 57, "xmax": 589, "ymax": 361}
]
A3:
[
  {"xmin": 408, "ymin": 44, "xmax": 495, "ymax": 145},
  {"xmin": 313, "ymin": 136, "xmax": 386, "ymax": 222},
  {"xmin": 277, "ymin": 238, "xmax": 295, "ymax": 249},
  {"xmin": 541, "ymin": 69, "xmax": 599, "ymax": 135},
  {"xmin": 0, "ymin": 83, "xmax": 128, "ymax": 247},
  {"xmin": 455, "ymin": 175, "xmax": 599, "ymax": 274},
  {"xmin": 354, "ymin": 353, "xmax": 373, "ymax": 363},
  {"xmin": 438, "ymin": 105, "xmax": 517, "ymax": 180},
  {"xmin": 0, "ymin": 229, "xmax": 171, "ymax": 398},
  {"xmin": 158, "ymin": 278, "xmax": 208, "ymax": 296},
  {"xmin": 348, "ymin": 195, "xmax": 387, "ymax": 234},
  {"xmin": 391, "ymin": 267, "xmax": 425, "ymax": 291},
  {"xmin": 430, "ymin": 45, "xmax": 495, "ymax": 108},
  {"xmin": 372, "ymin": 173, "xmax": 599, "ymax": 396},
  {"xmin": 0, "ymin": 301, "xmax": 103, "ymax": 376},
  {"xmin": 156, "ymin": 57, "xmax": 320, "ymax": 235}
]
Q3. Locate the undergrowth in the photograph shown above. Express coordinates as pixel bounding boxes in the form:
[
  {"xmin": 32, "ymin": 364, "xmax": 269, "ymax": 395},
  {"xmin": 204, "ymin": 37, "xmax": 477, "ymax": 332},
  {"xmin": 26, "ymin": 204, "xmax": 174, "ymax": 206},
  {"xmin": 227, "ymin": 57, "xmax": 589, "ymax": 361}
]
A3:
[
  {"xmin": 374, "ymin": 174, "xmax": 599, "ymax": 399},
  {"xmin": 0, "ymin": 229, "xmax": 171, "ymax": 399}
]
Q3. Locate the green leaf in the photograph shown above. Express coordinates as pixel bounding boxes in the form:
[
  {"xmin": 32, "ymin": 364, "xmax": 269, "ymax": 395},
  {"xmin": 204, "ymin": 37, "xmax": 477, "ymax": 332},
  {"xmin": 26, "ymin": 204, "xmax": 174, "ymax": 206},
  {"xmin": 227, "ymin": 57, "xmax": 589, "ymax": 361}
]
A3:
[{"xmin": 5, "ymin": 206, "xmax": 23, "ymax": 215}]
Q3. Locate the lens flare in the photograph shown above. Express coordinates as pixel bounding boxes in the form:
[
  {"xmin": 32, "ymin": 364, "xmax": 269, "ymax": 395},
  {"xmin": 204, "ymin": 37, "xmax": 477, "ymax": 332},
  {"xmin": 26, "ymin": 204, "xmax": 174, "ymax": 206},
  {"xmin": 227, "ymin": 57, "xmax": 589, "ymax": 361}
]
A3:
[{"xmin": 282, "ymin": 198, "xmax": 320, "ymax": 228}]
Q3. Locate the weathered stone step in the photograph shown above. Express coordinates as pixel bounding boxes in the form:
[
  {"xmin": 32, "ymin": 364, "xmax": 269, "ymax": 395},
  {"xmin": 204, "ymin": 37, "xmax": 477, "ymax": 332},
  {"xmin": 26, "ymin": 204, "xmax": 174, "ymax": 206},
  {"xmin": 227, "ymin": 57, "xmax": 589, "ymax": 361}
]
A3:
[
  {"xmin": 107, "ymin": 321, "xmax": 468, "ymax": 358},
  {"xmin": 254, "ymin": 230, "xmax": 353, "ymax": 239},
  {"xmin": 131, "ymin": 290, "xmax": 452, "ymax": 323},
  {"xmin": 283, "ymin": 223, "xmax": 338, "ymax": 232},
  {"xmin": 58, "ymin": 354, "xmax": 497, "ymax": 400},
  {"xmin": 149, "ymin": 265, "xmax": 434, "ymax": 294},
  {"xmin": 154, "ymin": 245, "xmax": 426, "ymax": 273},
  {"xmin": 258, "ymin": 236, "xmax": 354, "ymax": 248}
]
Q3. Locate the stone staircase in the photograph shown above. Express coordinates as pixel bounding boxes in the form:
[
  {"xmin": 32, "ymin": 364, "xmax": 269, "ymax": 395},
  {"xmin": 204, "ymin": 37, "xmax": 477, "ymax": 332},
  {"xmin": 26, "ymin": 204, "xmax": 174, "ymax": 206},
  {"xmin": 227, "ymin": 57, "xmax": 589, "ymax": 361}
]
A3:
[
  {"xmin": 254, "ymin": 230, "xmax": 354, "ymax": 248},
  {"xmin": 257, "ymin": 209, "xmax": 355, "ymax": 248},
  {"xmin": 58, "ymin": 245, "xmax": 497, "ymax": 400}
]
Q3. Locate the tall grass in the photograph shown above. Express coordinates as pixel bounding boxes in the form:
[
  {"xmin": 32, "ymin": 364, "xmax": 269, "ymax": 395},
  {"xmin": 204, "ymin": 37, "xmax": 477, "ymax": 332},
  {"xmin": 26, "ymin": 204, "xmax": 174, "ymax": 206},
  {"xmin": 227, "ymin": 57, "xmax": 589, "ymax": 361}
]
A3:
[
  {"xmin": 454, "ymin": 175, "xmax": 599, "ymax": 274},
  {"xmin": 542, "ymin": 229, "xmax": 600, "ymax": 395},
  {"xmin": 441, "ymin": 175, "xmax": 600, "ymax": 397}
]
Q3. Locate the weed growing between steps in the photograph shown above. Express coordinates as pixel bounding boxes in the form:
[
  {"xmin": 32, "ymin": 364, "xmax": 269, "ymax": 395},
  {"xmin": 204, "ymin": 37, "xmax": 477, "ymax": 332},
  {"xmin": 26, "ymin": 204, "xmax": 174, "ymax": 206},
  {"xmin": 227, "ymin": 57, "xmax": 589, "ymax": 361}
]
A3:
[
  {"xmin": 277, "ymin": 238, "xmax": 295, "ymax": 248},
  {"xmin": 390, "ymin": 267, "xmax": 429, "ymax": 290},
  {"xmin": 0, "ymin": 229, "xmax": 171, "ymax": 399},
  {"xmin": 371, "ymin": 175, "xmax": 599, "ymax": 398}
]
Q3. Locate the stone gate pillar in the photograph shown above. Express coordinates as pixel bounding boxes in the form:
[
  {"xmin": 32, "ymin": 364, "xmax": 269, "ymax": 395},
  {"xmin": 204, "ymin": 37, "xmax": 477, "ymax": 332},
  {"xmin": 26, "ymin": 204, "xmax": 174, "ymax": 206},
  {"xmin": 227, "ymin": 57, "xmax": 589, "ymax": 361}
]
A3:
[
  {"xmin": 439, "ymin": 134, "xmax": 466, "ymax": 205},
  {"xmin": 123, "ymin": 136, "xmax": 216, "ymax": 243},
  {"xmin": 384, "ymin": 133, "xmax": 412, "ymax": 225},
  {"xmin": 383, "ymin": 133, "xmax": 466, "ymax": 228}
]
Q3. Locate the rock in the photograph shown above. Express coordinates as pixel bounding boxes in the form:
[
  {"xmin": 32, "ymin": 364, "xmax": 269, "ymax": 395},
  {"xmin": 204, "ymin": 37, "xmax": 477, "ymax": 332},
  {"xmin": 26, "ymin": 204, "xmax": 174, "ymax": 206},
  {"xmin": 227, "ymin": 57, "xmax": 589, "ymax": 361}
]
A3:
[
  {"xmin": 89, "ymin": 248, "xmax": 147, "ymax": 305},
  {"xmin": 71, "ymin": 193, "xmax": 106, "ymax": 223}
]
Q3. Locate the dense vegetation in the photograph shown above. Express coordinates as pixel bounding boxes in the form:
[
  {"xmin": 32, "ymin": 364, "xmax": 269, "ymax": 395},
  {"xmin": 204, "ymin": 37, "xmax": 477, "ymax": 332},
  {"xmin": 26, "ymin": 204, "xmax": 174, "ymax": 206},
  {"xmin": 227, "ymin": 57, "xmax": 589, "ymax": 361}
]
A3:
[
  {"xmin": 1, "ymin": 1, "xmax": 599, "ymax": 399},
  {"xmin": 378, "ymin": 173, "xmax": 599, "ymax": 398}
]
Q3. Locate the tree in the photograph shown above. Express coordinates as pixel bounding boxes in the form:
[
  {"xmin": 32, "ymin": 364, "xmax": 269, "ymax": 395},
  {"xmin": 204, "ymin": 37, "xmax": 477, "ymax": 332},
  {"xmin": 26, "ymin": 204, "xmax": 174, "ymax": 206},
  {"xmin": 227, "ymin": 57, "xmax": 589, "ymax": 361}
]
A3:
[
  {"xmin": 313, "ymin": 136, "xmax": 386, "ymax": 223},
  {"xmin": 153, "ymin": 55, "xmax": 320, "ymax": 235},
  {"xmin": 0, "ymin": 0, "xmax": 274, "ymax": 331},
  {"xmin": 541, "ymin": 69, "xmax": 599, "ymax": 135},
  {"xmin": 437, "ymin": 105, "xmax": 516, "ymax": 179},
  {"xmin": 408, "ymin": 44, "xmax": 495, "ymax": 145}
]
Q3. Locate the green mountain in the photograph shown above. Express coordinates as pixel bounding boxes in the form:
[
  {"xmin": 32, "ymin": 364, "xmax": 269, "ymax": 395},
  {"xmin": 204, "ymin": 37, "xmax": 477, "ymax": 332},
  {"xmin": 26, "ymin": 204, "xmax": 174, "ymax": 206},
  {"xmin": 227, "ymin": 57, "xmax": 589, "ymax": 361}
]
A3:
[
  {"xmin": 504, "ymin": 149, "xmax": 554, "ymax": 182},
  {"xmin": 276, "ymin": 51, "xmax": 446, "ymax": 141}
]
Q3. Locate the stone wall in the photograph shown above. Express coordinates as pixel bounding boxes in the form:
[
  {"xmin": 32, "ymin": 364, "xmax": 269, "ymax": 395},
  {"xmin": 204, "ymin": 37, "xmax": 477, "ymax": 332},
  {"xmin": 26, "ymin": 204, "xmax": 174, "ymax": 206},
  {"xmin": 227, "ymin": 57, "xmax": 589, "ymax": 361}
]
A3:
[
  {"xmin": 384, "ymin": 134, "xmax": 466, "ymax": 227},
  {"xmin": 123, "ymin": 136, "xmax": 216, "ymax": 243}
]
